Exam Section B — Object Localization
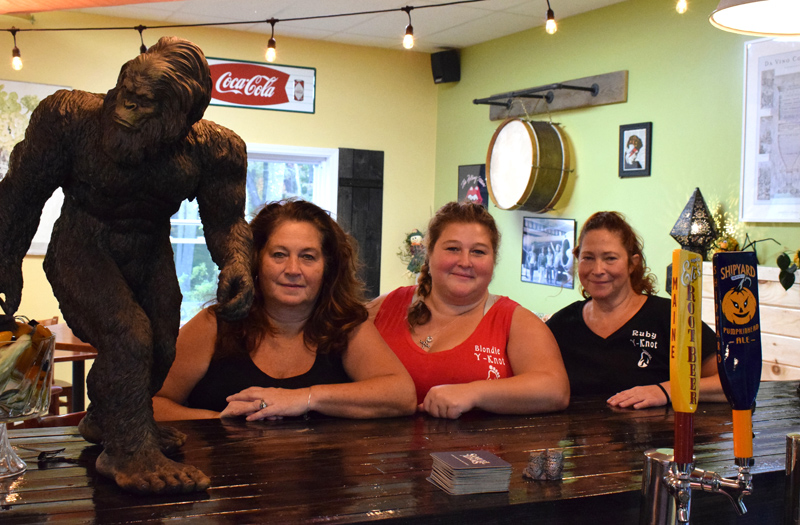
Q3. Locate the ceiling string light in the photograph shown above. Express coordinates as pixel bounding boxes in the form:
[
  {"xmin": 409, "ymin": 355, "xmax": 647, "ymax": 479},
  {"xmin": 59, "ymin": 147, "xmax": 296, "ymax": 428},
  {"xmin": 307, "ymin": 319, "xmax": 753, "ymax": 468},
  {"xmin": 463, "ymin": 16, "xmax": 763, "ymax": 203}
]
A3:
[
  {"xmin": 1, "ymin": 0, "xmax": 492, "ymax": 70},
  {"xmin": 10, "ymin": 27, "xmax": 21, "ymax": 70},
  {"xmin": 401, "ymin": 6, "xmax": 414, "ymax": 49},
  {"xmin": 136, "ymin": 24, "xmax": 147, "ymax": 53},
  {"xmin": 676, "ymin": 0, "xmax": 688, "ymax": 14},
  {"xmin": 265, "ymin": 18, "xmax": 277, "ymax": 62},
  {"xmin": 545, "ymin": 0, "xmax": 557, "ymax": 34}
]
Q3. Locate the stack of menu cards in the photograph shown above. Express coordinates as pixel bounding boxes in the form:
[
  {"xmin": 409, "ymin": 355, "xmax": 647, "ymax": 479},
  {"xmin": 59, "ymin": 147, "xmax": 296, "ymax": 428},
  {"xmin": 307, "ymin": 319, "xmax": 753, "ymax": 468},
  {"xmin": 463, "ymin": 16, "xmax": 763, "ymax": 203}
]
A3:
[{"xmin": 427, "ymin": 450, "xmax": 512, "ymax": 495}]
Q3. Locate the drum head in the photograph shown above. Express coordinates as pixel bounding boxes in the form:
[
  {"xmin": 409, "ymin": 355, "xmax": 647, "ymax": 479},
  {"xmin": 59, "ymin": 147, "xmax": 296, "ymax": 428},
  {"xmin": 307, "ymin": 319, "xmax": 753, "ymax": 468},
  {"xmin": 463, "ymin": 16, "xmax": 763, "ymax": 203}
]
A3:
[
  {"xmin": 486, "ymin": 120, "xmax": 535, "ymax": 210},
  {"xmin": 486, "ymin": 118, "xmax": 569, "ymax": 213}
]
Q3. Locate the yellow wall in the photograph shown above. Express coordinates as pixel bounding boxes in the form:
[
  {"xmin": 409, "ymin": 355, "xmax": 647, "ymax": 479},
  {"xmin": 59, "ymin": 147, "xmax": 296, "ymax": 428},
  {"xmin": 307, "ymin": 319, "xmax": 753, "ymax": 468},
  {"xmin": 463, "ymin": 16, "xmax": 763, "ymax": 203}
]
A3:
[
  {"xmin": 433, "ymin": 0, "xmax": 800, "ymax": 315},
  {"xmin": 5, "ymin": 11, "xmax": 438, "ymax": 321}
]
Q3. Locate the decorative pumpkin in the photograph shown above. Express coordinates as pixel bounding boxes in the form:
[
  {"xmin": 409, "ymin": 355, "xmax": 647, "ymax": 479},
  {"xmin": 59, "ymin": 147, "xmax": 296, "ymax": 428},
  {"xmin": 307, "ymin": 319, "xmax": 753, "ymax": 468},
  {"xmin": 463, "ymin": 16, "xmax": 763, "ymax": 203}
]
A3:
[
  {"xmin": 713, "ymin": 236, "xmax": 739, "ymax": 254},
  {"xmin": 721, "ymin": 287, "xmax": 757, "ymax": 325}
]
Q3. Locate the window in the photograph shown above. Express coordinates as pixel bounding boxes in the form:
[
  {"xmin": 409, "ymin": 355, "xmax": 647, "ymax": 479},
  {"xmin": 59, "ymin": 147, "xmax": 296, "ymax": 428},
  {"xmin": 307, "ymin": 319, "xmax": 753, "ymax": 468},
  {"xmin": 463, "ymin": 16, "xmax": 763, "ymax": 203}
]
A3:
[{"xmin": 170, "ymin": 144, "xmax": 338, "ymax": 324}]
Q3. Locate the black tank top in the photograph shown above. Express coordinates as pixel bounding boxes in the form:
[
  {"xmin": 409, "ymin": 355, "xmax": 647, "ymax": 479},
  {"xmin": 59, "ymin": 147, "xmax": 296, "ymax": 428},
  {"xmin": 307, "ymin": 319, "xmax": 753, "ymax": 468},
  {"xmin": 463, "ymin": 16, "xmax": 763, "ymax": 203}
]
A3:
[{"xmin": 186, "ymin": 352, "xmax": 351, "ymax": 412}]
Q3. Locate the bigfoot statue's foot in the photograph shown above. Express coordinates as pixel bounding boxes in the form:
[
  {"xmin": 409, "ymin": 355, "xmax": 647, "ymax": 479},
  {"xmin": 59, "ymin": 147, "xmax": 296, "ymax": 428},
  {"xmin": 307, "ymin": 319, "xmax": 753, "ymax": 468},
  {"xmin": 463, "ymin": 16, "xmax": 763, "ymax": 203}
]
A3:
[
  {"xmin": 79, "ymin": 412, "xmax": 186, "ymax": 453},
  {"xmin": 156, "ymin": 425, "xmax": 187, "ymax": 454},
  {"xmin": 96, "ymin": 446, "xmax": 211, "ymax": 494}
]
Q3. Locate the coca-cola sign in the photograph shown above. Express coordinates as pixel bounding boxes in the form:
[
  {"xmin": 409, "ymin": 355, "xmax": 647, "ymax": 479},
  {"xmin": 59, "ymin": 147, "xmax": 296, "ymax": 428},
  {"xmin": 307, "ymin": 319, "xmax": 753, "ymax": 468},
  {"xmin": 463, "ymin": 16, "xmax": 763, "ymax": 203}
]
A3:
[{"xmin": 208, "ymin": 58, "xmax": 315, "ymax": 113}]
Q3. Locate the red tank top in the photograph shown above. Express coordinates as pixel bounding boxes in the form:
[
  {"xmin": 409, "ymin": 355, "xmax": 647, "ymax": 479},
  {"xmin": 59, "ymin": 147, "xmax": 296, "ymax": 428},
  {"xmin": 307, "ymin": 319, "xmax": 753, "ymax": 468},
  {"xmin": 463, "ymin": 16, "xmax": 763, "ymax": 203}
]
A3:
[{"xmin": 374, "ymin": 286, "xmax": 518, "ymax": 404}]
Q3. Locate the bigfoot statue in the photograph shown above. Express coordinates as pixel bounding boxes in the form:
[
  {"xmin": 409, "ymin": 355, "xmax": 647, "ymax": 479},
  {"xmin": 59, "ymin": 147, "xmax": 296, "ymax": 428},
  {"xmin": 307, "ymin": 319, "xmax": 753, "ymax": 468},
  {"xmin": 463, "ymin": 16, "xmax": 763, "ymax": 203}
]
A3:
[{"xmin": 0, "ymin": 37, "xmax": 253, "ymax": 494}]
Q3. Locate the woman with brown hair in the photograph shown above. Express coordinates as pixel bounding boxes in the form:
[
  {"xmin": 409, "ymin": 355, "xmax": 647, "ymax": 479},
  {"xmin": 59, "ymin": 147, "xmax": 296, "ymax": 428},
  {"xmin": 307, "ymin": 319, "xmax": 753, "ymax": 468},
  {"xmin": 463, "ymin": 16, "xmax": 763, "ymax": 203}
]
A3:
[
  {"xmin": 369, "ymin": 201, "xmax": 569, "ymax": 419},
  {"xmin": 546, "ymin": 211, "xmax": 724, "ymax": 409},
  {"xmin": 154, "ymin": 199, "xmax": 416, "ymax": 420}
]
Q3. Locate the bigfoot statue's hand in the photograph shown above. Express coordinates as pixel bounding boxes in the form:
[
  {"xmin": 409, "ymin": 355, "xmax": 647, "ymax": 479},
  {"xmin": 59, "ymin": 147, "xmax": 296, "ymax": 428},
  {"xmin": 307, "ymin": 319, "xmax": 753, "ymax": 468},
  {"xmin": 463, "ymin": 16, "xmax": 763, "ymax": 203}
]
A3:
[
  {"xmin": 0, "ymin": 265, "xmax": 22, "ymax": 315},
  {"xmin": 216, "ymin": 260, "xmax": 254, "ymax": 322},
  {"xmin": 0, "ymin": 37, "xmax": 253, "ymax": 494}
]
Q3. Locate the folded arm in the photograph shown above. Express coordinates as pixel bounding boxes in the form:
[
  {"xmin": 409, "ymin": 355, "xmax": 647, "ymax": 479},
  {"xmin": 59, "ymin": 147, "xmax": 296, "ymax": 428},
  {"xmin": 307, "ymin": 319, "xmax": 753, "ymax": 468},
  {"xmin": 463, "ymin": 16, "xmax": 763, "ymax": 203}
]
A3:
[
  {"xmin": 421, "ymin": 307, "xmax": 570, "ymax": 418},
  {"xmin": 153, "ymin": 309, "xmax": 220, "ymax": 420},
  {"xmin": 223, "ymin": 321, "xmax": 417, "ymax": 420},
  {"xmin": 607, "ymin": 355, "xmax": 726, "ymax": 409}
]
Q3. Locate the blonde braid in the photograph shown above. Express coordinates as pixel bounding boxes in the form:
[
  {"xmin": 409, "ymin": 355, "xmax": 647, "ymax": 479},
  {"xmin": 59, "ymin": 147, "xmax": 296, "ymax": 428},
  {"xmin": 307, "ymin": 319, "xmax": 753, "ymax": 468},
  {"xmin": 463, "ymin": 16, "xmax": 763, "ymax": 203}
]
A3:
[{"xmin": 407, "ymin": 260, "xmax": 432, "ymax": 328}]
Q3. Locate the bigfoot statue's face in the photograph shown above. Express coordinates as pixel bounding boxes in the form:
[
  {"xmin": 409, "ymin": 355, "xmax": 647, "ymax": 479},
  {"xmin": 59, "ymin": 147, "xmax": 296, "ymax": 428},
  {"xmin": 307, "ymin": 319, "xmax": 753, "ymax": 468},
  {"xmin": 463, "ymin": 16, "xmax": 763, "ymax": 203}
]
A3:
[
  {"xmin": 113, "ymin": 75, "xmax": 160, "ymax": 130},
  {"xmin": 101, "ymin": 37, "xmax": 213, "ymax": 166},
  {"xmin": 101, "ymin": 66, "xmax": 179, "ymax": 166}
]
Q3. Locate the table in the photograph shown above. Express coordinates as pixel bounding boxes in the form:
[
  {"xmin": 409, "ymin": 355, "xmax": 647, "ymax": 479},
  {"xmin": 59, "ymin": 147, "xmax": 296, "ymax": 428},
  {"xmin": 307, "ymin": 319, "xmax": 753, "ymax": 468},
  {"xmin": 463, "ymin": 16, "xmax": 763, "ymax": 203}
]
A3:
[
  {"xmin": 49, "ymin": 323, "xmax": 97, "ymax": 412},
  {"xmin": 3, "ymin": 381, "xmax": 798, "ymax": 524}
]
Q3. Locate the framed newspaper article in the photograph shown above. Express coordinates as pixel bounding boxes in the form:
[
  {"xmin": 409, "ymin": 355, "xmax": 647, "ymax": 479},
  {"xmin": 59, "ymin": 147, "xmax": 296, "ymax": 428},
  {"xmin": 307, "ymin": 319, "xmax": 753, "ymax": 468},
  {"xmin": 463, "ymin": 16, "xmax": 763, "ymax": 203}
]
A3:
[{"xmin": 740, "ymin": 38, "xmax": 800, "ymax": 223}]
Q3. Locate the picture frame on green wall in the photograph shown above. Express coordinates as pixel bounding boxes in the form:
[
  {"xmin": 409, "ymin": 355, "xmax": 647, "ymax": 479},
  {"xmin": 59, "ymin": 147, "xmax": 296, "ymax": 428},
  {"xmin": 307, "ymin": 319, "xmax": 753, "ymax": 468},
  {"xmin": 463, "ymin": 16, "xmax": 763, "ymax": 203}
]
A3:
[
  {"xmin": 619, "ymin": 122, "xmax": 652, "ymax": 178},
  {"xmin": 740, "ymin": 38, "xmax": 800, "ymax": 223},
  {"xmin": 458, "ymin": 164, "xmax": 488, "ymax": 208},
  {"xmin": 521, "ymin": 217, "xmax": 575, "ymax": 289}
]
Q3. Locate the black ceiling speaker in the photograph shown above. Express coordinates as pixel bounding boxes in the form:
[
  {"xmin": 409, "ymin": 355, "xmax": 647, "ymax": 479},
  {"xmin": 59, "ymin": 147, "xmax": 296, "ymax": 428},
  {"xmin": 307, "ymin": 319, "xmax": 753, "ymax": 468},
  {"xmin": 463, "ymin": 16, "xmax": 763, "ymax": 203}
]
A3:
[{"xmin": 431, "ymin": 50, "xmax": 460, "ymax": 84}]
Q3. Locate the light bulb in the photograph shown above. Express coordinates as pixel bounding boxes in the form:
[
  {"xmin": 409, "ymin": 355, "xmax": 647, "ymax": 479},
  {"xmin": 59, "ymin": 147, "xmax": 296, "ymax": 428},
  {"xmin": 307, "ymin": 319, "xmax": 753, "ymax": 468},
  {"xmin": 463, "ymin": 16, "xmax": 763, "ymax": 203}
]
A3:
[
  {"xmin": 403, "ymin": 25, "xmax": 414, "ymax": 49},
  {"xmin": 676, "ymin": 0, "xmax": 687, "ymax": 14},
  {"xmin": 545, "ymin": 9, "xmax": 557, "ymax": 34},
  {"xmin": 11, "ymin": 47, "xmax": 22, "ymax": 71},
  {"xmin": 266, "ymin": 38, "xmax": 276, "ymax": 62}
]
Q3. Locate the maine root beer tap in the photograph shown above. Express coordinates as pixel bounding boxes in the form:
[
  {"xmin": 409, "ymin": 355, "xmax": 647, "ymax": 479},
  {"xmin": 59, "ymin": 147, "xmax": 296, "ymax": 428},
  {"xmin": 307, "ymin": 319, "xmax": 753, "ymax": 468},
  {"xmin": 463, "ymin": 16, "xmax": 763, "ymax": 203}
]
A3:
[
  {"xmin": 668, "ymin": 249, "xmax": 703, "ymax": 523},
  {"xmin": 670, "ymin": 249, "xmax": 702, "ymax": 470},
  {"xmin": 712, "ymin": 251, "xmax": 762, "ymax": 489}
]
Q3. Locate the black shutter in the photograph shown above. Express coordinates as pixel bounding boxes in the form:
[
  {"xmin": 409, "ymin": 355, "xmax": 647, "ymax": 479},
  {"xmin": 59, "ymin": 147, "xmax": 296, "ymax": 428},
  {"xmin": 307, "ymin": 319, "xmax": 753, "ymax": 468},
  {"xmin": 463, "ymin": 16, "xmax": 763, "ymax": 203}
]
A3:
[{"xmin": 337, "ymin": 148, "xmax": 383, "ymax": 300}]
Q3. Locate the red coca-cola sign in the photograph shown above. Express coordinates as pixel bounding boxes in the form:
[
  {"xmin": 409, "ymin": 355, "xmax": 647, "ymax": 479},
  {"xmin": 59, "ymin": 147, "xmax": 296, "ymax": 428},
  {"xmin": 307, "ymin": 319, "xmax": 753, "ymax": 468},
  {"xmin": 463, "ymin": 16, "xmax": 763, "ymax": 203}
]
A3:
[{"xmin": 210, "ymin": 62, "xmax": 289, "ymax": 106}]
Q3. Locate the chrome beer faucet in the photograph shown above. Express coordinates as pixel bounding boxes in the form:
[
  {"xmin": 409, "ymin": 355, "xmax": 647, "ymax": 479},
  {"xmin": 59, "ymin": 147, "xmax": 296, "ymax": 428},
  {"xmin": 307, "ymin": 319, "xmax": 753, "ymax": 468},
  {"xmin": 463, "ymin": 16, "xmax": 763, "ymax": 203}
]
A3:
[{"xmin": 640, "ymin": 451, "xmax": 753, "ymax": 524}]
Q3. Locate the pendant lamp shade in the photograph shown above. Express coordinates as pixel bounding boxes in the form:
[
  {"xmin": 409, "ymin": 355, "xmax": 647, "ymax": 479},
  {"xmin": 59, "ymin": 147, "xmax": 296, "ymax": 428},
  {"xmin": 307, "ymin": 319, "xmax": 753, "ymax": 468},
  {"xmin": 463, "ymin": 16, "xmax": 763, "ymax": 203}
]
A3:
[{"xmin": 710, "ymin": 0, "xmax": 800, "ymax": 36}]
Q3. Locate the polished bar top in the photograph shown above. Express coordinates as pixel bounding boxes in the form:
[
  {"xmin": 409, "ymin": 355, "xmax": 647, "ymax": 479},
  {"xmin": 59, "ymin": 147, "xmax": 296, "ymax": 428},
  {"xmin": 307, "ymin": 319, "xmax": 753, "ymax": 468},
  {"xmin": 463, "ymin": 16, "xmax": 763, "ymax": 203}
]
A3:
[{"xmin": 3, "ymin": 381, "xmax": 798, "ymax": 524}]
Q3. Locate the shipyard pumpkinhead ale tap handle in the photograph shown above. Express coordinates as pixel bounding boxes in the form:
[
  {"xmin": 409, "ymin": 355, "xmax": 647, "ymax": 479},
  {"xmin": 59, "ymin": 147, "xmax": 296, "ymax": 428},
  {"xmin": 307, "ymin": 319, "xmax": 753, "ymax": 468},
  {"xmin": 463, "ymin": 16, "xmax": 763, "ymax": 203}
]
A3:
[
  {"xmin": 712, "ymin": 251, "xmax": 762, "ymax": 467},
  {"xmin": 670, "ymin": 249, "xmax": 703, "ymax": 467}
]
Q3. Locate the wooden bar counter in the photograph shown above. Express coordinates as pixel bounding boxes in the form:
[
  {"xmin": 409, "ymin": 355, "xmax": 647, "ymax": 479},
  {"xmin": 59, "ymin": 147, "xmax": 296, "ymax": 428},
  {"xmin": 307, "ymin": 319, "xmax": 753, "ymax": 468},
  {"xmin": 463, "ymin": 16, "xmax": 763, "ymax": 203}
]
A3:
[{"xmin": 2, "ymin": 381, "xmax": 798, "ymax": 524}]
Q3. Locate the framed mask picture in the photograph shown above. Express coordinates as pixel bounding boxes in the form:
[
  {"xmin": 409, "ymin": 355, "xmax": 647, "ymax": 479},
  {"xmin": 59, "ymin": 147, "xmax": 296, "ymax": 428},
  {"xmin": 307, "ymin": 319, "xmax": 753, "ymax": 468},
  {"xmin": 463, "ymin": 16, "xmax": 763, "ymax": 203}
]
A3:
[
  {"xmin": 619, "ymin": 122, "xmax": 652, "ymax": 178},
  {"xmin": 457, "ymin": 164, "xmax": 488, "ymax": 208},
  {"xmin": 521, "ymin": 217, "xmax": 576, "ymax": 289}
]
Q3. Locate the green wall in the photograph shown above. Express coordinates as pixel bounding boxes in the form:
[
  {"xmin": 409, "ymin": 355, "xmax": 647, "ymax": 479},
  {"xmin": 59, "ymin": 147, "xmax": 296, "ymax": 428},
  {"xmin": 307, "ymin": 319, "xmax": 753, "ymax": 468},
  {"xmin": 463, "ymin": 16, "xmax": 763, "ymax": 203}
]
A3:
[{"xmin": 433, "ymin": 0, "xmax": 800, "ymax": 315}]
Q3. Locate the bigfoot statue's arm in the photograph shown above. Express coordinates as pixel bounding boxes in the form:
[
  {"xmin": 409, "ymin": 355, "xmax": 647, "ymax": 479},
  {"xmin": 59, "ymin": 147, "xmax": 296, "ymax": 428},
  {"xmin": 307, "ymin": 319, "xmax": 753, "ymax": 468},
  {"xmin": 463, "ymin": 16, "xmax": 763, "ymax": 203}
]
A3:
[
  {"xmin": 0, "ymin": 90, "xmax": 77, "ymax": 314},
  {"xmin": 194, "ymin": 122, "xmax": 254, "ymax": 322}
]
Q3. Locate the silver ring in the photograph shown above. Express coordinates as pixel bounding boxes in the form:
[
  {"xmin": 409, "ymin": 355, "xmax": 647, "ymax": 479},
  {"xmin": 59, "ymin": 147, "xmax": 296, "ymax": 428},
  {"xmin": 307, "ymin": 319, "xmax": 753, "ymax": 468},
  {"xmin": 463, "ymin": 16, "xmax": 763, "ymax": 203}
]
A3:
[{"xmin": 259, "ymin": 399, "xmax": 268, "ymax": 410}]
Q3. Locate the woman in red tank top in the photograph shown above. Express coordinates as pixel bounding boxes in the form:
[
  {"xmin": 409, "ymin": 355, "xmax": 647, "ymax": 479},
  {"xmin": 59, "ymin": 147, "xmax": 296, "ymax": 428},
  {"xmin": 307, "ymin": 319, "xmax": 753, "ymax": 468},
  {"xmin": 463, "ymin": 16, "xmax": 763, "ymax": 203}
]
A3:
[{"xmin": 370, "ymin": 202, "xmax": 569, "ymax": 419}]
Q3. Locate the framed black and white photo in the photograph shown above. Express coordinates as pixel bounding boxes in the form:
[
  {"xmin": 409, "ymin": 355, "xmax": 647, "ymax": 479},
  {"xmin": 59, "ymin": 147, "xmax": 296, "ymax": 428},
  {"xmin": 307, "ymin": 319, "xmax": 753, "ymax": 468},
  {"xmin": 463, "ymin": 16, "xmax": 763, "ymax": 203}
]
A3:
[
  {"xmin": 521, "ymin": 217, "xmax": 576, "ymax": 289},
  {"xmin": 740, "ymin": 38, "xmax": 800, "ymax": 222},
  {"xmin": 619, "ymin": 122, "xmax": 652, "ymax": 178}
]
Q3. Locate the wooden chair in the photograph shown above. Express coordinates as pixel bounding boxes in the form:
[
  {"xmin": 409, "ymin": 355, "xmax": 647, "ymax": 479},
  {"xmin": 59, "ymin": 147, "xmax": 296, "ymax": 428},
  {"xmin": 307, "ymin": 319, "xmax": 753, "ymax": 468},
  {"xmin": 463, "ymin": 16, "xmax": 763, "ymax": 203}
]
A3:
[
  {"xmin": 10, "ymin": 411, "xmax": 86, "ymax": 429},
  {"xmin": 36, "ymin": 316, "xmax": 74, "ymax": 415}
]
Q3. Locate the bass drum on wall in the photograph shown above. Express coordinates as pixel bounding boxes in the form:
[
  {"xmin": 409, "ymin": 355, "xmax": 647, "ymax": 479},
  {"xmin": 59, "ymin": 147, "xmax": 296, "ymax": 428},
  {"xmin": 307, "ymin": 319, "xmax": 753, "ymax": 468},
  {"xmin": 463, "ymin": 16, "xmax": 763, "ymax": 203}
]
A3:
[{"xmin": 485, "ymin": 118, "xmax": 570, "ymax": 213}]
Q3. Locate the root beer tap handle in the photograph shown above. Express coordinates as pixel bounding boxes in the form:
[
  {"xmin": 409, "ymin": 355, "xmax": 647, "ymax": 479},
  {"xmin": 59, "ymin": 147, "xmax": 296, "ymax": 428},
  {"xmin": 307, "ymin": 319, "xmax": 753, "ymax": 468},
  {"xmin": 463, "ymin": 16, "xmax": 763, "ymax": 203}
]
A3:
[
  {"xmin": 712, "ymin": 251, "xmax": 762, "ymax": 462},
  {"xmin": 670, "ymin": 249, "xmax": 703, "ymax": 466}
]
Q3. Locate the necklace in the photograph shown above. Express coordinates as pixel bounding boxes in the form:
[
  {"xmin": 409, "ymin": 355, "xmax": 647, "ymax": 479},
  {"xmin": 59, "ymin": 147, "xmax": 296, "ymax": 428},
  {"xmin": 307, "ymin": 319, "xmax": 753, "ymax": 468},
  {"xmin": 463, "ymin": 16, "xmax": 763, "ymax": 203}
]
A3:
[
  {"xmin": 418, "ymin": 314, "xmax": 460, "ymax": 350},
  {"xmin": 416, "ymin": 298, "xmax": 486, "ymax": 350}
]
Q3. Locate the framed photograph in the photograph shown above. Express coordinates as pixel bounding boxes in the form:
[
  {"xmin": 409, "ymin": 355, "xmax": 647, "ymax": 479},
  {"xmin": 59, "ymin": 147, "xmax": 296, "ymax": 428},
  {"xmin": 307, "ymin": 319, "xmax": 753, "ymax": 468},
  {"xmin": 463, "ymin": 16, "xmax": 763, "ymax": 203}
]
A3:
[
  {"xmin": 521, "ymin": 217, "xmax": 576, "ymax": 289},
  {"xmin": 457, "ymin": 164, "xmax": 488, "ymax": 208},
  {"xmin": 739, "ymin": 38, "xmax": 800, "ymax": 222},
  {"xmin": 619, "ymin": 122, "xmax": 652, "ymax": 178},
  {"xmin": 0, "ymin": 79, "xmax": 70, "ymax": 255}
]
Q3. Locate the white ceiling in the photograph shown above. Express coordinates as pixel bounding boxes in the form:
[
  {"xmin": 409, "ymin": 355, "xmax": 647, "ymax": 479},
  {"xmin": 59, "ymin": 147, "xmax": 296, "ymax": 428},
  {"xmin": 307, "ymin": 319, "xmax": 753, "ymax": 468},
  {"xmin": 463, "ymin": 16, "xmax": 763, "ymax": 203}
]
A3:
[{"xmin": 70, "ymin": 0, "xmax": 628, "ymax": 54}]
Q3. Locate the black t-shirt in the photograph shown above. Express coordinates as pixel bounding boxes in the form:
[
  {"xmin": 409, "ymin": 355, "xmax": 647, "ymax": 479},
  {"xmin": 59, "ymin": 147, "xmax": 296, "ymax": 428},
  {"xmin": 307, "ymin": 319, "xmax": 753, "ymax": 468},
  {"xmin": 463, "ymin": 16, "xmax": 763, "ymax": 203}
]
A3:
[
  {"xmin": 546, "ymin": 295, "xmax": 715, "ymax": 397},
  {"xmin": 187, "ymin": 351, "xmax": 351, "ymax": 412}
]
